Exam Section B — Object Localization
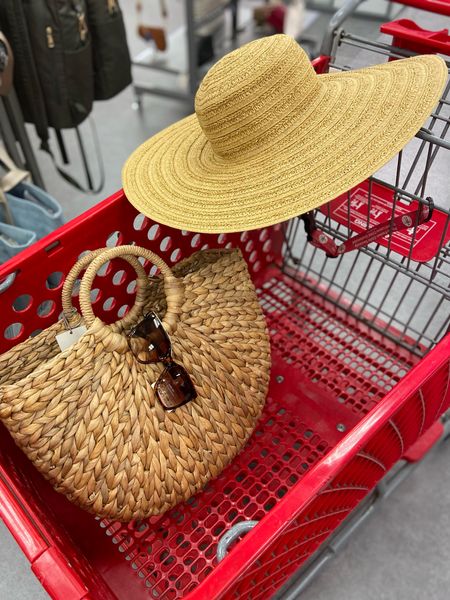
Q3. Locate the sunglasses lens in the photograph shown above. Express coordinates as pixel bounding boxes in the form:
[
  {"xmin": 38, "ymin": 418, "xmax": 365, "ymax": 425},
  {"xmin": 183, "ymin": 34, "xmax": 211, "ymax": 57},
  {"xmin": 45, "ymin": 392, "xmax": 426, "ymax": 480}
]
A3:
[
  {"xmin": 129, "ymin": 312, "xmax": 171, "ymax": 362},
  {"xmin": 133, "ymin": 317, "xmax": 154, "ymax": 339},
  {"xmin": 149, "ymin": 326, "xmax": 171, "ymax": 358},
  {"xmin": 128, "ymin": 337, "xmax": 159, "ymax": 363},
  {"xmin": 155, "ymin": 362, "xmax": 197, "ymax": 410}
]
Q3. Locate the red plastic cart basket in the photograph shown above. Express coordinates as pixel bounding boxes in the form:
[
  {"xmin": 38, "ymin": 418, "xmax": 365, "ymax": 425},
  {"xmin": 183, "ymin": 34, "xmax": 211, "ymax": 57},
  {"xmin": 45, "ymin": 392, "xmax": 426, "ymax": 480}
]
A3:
[{"xmin": 0, "ymin": 188, "xmax": 448, "ymax": 600}]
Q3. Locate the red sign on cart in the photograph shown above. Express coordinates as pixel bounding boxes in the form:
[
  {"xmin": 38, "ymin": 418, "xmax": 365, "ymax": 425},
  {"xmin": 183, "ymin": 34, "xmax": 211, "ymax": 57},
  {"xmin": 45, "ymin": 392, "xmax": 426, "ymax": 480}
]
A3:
[{"xmin": 320, "ymin": 181, "xmax": 450, "ymax": 262}]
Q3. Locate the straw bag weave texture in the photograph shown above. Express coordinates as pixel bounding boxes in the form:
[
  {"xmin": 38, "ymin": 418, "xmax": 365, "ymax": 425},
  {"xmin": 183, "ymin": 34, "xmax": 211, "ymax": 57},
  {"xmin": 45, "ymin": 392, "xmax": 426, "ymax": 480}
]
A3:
[
  {"xmin": 0, "ymin": 245, "xmax": 270, "ymax": 521},
  {"xmin": 0, "ymin": 248, "xmax": 148, "ymax": 386}
]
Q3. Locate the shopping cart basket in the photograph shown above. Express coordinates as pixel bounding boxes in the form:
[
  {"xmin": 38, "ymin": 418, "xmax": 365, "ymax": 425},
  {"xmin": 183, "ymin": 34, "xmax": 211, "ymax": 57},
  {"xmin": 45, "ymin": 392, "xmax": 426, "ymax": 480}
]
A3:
[{"xmin": 0, "ymin": 1, "xmax": 449, "ymax": 597}]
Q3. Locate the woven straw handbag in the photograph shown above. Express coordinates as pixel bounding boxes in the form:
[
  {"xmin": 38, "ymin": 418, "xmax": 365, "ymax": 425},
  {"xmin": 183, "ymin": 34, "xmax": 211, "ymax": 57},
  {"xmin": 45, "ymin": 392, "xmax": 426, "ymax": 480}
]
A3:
[{"xmin": 0, "ymin": 245, "xmax": 270, "ymax": 521}]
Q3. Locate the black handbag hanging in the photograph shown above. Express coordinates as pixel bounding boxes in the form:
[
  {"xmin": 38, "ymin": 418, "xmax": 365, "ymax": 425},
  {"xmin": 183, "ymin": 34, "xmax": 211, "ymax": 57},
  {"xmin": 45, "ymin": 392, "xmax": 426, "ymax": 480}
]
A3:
[
  {"xmin": 12, "ymin": 0, "xmax": 94, "ymax": 132},
  {"xmin": 0, "ymin": 0, "xmax": 132, "ymax": 193},
  {"xmin": 85, "ymin": 0, "xmax": 132, "ymax": 100}
]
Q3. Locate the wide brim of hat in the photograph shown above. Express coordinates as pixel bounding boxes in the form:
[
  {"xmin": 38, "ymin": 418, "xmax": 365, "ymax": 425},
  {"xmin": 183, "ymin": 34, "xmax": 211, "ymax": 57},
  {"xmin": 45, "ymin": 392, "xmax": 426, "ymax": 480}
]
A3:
[{"xmin": 123, "ymin": 55, "xmax": 447, "ymax": 234}]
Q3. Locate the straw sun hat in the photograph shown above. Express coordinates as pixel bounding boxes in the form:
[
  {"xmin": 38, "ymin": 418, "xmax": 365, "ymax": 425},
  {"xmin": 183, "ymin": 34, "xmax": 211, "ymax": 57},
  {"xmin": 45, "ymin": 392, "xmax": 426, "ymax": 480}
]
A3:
[{"xmin": 123, "ymin": 34, "xmax": 447, "ymax": 233}]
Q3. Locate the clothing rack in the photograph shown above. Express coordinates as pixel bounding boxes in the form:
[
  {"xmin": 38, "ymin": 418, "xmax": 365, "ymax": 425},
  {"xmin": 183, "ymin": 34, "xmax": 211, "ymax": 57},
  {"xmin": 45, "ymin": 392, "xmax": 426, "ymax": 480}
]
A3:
[{"xmin": 0, "ymin": 89, "xmax": 45, "ymax": 189}]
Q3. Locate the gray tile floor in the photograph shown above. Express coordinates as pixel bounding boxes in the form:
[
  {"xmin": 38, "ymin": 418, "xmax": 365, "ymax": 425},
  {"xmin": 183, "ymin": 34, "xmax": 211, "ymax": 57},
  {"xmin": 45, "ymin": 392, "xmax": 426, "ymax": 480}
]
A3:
[{"xmin": 1, "ymin": 1, "xmax": 450, "ymax": 599}]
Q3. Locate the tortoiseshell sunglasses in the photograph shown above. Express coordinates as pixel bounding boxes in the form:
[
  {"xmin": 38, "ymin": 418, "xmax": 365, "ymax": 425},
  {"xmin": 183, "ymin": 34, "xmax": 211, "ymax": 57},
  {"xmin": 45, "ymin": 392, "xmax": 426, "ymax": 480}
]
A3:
[{"xmin": 127, "ymin": 312, "xmax": 197, "ymax": 410}]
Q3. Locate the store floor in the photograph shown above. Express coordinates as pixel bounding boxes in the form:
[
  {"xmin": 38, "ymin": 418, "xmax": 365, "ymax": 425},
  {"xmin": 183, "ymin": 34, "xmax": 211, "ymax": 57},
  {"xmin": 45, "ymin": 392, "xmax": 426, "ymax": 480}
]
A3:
[{"xmin": 1, "ymin": 1, "xmax": 450, "ymax": 599}]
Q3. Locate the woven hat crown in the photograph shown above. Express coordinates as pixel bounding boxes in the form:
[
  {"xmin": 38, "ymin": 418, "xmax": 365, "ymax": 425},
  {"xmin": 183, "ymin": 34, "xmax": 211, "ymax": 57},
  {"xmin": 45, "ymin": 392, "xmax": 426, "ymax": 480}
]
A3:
[{"xmin": 194, "ymin": 35, "xmax": 322, "ymax": 159}]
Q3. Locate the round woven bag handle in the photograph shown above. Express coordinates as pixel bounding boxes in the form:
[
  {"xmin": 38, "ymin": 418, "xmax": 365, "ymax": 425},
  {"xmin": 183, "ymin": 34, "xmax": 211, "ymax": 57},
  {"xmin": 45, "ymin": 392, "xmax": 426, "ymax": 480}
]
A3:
[
  {"xmin": 79, "ymin": 245, "xmax": 184, "ymax": 333},
  {"xmin": 61, "ymin": 248, "xmax": 148, "ymax": 321}
]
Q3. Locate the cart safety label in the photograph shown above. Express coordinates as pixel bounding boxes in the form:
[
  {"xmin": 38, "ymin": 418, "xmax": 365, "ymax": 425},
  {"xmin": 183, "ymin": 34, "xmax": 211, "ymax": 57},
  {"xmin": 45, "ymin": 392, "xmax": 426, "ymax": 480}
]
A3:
[{"xmin": 320, "ymin": 181, "xmax": 450, "ymax": 262}]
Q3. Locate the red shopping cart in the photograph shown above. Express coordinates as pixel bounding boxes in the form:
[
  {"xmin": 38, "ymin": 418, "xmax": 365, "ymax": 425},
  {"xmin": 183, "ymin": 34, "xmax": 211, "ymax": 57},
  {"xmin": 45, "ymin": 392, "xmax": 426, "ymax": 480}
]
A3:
[{"xmin": 0, "ymin": 1, "xmax": 449, "ymax": 598}]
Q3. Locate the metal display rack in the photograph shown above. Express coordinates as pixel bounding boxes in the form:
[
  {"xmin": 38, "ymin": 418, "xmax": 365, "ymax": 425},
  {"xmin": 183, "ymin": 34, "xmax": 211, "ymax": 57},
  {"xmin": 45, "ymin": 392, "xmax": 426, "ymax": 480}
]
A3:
[
  {"xmin": 132, "ymin": 0, "xmax": 239, "ymax": 104},
  {"xmin": 0, "ymin": 89, "xmax": 44, "ymax": 189},
  {"xmin": 131, "ymin": 0, "xmax": 401, "ymax": 107}
]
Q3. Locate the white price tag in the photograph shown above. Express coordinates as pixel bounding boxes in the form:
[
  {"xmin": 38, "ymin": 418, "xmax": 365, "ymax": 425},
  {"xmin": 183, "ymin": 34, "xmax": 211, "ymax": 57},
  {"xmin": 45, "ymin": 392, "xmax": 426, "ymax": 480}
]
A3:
[{"xmin": 56, "ymin": 325, "xmax": 87, "ymax": 351}]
